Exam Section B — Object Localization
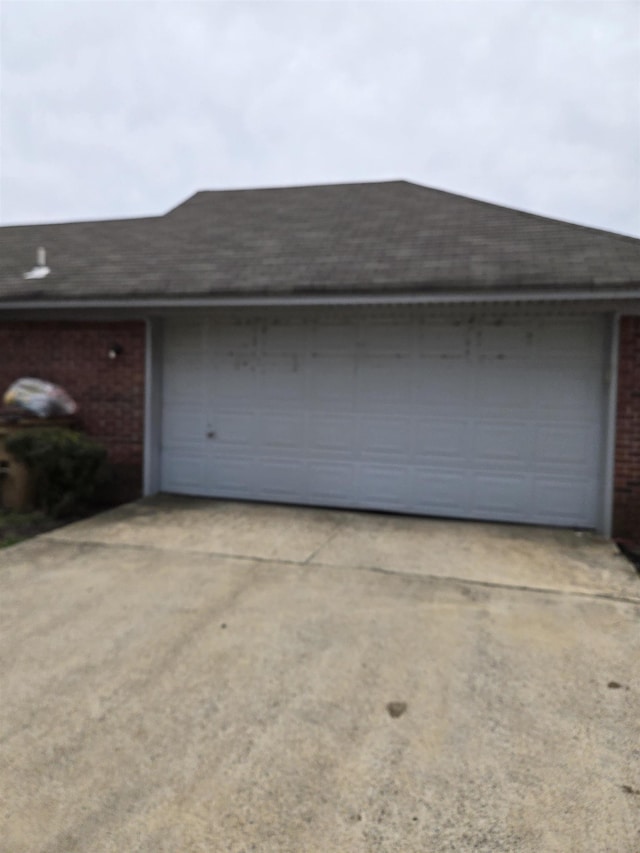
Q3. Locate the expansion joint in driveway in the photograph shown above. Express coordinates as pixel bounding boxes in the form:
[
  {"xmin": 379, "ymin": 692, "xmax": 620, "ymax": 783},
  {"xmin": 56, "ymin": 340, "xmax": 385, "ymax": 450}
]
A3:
[{"xmin": 45, "ymin": 533, "xmax": 640, "ymax": 607}]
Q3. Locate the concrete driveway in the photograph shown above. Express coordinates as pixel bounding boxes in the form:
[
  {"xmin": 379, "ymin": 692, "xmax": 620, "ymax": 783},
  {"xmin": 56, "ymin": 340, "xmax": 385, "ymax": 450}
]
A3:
[{"xmin": 1, "ymin": 496, "xmax": 639, "ymax": 853}]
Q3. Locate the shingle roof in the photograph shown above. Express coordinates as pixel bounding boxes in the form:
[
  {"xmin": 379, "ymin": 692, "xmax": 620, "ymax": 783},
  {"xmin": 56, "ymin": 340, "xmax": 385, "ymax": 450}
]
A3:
[{"xmin": 0, "ymin": 179, "xmax": 639, "ymax": 303}]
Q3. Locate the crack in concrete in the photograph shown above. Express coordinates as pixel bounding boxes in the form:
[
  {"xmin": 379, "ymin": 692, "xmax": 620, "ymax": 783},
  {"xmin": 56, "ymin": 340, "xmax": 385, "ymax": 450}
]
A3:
[
  {"xmin": 38, "ymin": 534, "xmax": 640, "ymax": 607},
  {"xmin": 302, "ymin": 523, "xmax": 344, "ymax": 565}
]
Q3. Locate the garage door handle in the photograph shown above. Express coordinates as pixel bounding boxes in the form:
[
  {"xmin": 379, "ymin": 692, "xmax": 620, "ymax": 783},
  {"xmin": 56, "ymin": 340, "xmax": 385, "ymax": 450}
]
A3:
[{"xmin": 206, "ymin": 431, "xmax": 216, "ymax": 439}]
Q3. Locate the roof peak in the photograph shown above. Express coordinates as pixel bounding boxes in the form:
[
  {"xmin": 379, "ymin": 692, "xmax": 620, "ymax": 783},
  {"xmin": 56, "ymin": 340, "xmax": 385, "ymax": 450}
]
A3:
[
  {"xmin": 165, "ymin": 179, "xmax": 640, "ymax": 244},
  {"xmin": 165, "ymin": 178, "xmax": 415, "ymax": 214},
  {"xmin": 3, "ymin": 179, "xmax": 637, "ymax": 245}
]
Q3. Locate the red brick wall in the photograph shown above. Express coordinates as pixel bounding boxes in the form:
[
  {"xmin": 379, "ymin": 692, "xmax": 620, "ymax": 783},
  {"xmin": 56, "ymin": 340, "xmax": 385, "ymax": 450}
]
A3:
[
  {"xmin": 614, "ymin": 315, "xmax": 640, "ymax": 540},
  {"xmin": 0, "ymin": 321, "xmax": 146, "ymax": 503}
]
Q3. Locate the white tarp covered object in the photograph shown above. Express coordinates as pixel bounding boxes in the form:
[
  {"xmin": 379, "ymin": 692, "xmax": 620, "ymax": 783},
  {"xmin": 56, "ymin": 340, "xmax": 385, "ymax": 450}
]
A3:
[{"xmin": 3, "ymin": 378, "xmax": 77, "ymax": 418}]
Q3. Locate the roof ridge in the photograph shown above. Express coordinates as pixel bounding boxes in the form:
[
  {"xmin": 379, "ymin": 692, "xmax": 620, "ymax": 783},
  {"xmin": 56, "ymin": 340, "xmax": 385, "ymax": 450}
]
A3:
[
  {"xmin": 167, "ymin": 179, "xmax": 640, "ymax": 243},
  {"xmin": 164, "ymin": 179, "xmax": 413, "ymax": 214},
  {"xmin": 2, "ymin": 180, "xmax": 638, "ymax": 245}
]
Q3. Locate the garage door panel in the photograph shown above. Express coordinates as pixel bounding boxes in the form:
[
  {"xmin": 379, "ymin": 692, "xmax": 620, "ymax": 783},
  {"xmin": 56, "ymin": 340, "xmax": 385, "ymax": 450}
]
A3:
[
  {"xmin": 534, "ymin": 320, "xmax": 602, "ymax": 364},
  {"xmin": 356, "ymin": 358, "xmax": 412, "ymax": 409},
  {"xmin": 259, "ymin": 460, "xmax": 305, "ymax": 498},
  {"xmin": 162, "ymin": 406, "xmax": 205, "ymax": 446},
  {"xmin": 472, "ymin": 473, "xmax": 532, "ymax": 516},
  {"xmin": 260, "ymin": 413, "xmax": 306, "ymax": 451},
  {"xmin": 165, "ymin": 319, "xmax": 205, "ymax": 353},
  {"xmin": 412, "ymin": 469, "xmax": 470, "ymax": 510},
  {"xmin": 260, "ymin": 355, "xmax": 307, "ymax": 403},
  {"xmin": 533, "ymin": 478, "xmax": 596, "ymax": 525},
  {"xmin": 414, "ymin": 365, "xmax": 471, "ymax": 411},
  {"xmin": 476, "ymin": 324, "xmax": 530, "ymax": 361},
  {"xmin": 163, "ymin": 346, "xmax": 203, "ymax": 377},
  {"xmin": 359, "ymin": 416, "xmax": 414, "ymax": 459},
  {"xmin": 361, "ymin": 323, "xmax": 413, "ymax": 355},
  {"xmin": 357, "ymin": 465, "xmax": 409, "ymax": 508},
  {"xmin": 535, "ymin": 424, "xmax": 597, "ymax": 469},
  {"xmin": 534, "ymin": 368, "xmax": 595, "ymax": 413},
  {"xmin": 207, "ymin": 457, "xmax": 254, "ymax": 496},
  {"xmin": 162, "ymin": 454, "xmax": 206, "ymax": 493},
  {"xmin": 415, "ymin": 418, "xmax": 468, "ymax": 461},
  {"xmin": 419, "ymin": 322, "xmax": 468, "ymax": 358},
  {"xmin": 307, "ymin": 462, "xmax": 356, "ymax": 501},
  {"xmin": 472, "ymin": 422, "xmax": 533, "ymax": 468},
  {"xmin": 474, "ymin": 367, "xmax": 531, "ymax": 412},
  {"xmin": 309, "ymin": 414, "xmax": 357, "ymax": 454},
  {"xmin": 213, "ymin": 412, "xmax": 255, "ymax": 447},
  {"xmin": 312, "ymin": 324, "xmax": 358, "ymax": 354},
  {"xmin": 208, "ymin": 357, "xmax": 257, "ymax": 400},
  {"xmin": 264, "ymin": 324, "xmax": 307, "ymax": 353},
  {"xmin": 209, "ymin": 324, "xmax": 255, "ymax": 353},
  {"xmin": 161, "ymin": 313, "xmax": 606, "ymax": 529},
  {"xmin": 309, "ymin": 357, "xmax": 355, "ymax": 405},
  {"xmin": 163, "ymin": 359, "xmax": 203, "ymax": 403}
]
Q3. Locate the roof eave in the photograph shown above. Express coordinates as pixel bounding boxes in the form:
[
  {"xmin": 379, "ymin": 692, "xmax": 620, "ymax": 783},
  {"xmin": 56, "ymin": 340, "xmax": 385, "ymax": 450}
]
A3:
[{"xmin": 0, "ymin": 284, "xmax": 640, "ymax": 311}]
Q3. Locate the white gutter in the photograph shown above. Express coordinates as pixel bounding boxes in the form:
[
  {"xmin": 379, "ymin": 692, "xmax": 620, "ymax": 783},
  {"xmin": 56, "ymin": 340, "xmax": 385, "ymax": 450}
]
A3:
[{"xmin": 0, "ymin": 288, "xmax": 639, "ymax": 310}]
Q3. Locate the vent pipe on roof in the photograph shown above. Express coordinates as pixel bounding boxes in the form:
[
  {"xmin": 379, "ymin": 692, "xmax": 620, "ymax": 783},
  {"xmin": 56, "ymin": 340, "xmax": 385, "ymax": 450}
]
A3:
[{"xmin": 23, "ymin": 246, "xmax": 50, "ymax": 280}]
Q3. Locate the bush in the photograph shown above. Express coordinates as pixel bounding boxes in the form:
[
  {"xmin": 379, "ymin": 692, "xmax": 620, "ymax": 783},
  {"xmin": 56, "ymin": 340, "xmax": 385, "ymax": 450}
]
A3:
[{"xmin": 6, "ymin": 428, "xmax": 111, "ymax": 519}]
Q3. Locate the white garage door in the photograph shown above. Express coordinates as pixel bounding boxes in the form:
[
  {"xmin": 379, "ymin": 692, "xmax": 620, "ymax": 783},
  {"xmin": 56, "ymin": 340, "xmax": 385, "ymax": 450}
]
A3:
[{"xmin": 160, "ymin": 311, "xmax": 606, "ymax": 528}]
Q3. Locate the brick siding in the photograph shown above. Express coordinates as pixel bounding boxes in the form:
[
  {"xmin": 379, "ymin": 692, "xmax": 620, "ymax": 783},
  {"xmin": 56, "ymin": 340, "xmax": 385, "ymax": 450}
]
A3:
[
  {"xmin": 0, "ymin": 321, "xmax": 145, "ymax": 503},
  {"xmin": 614, "ymin": 315, "xmax": 640, "ymax": 540}
]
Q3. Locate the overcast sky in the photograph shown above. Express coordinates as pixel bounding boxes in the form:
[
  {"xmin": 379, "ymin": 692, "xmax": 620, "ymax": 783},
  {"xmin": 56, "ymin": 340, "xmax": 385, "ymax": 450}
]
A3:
[{"xmin": 1, "ymin": 0, "xmax": 639, "ymax": 236}]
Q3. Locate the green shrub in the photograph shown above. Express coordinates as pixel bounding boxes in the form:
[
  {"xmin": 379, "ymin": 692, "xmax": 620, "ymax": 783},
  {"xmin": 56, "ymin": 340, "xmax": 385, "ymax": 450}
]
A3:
[{"xmin": 6, "ymin": 428, "xmax": 111, "ymax": 518}]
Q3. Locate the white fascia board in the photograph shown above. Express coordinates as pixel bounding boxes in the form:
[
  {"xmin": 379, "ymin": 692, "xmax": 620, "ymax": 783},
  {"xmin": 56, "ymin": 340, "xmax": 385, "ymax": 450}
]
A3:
[{"xmin": 0, "ymin": 288, "xmax": 639, "ymax": 310}]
